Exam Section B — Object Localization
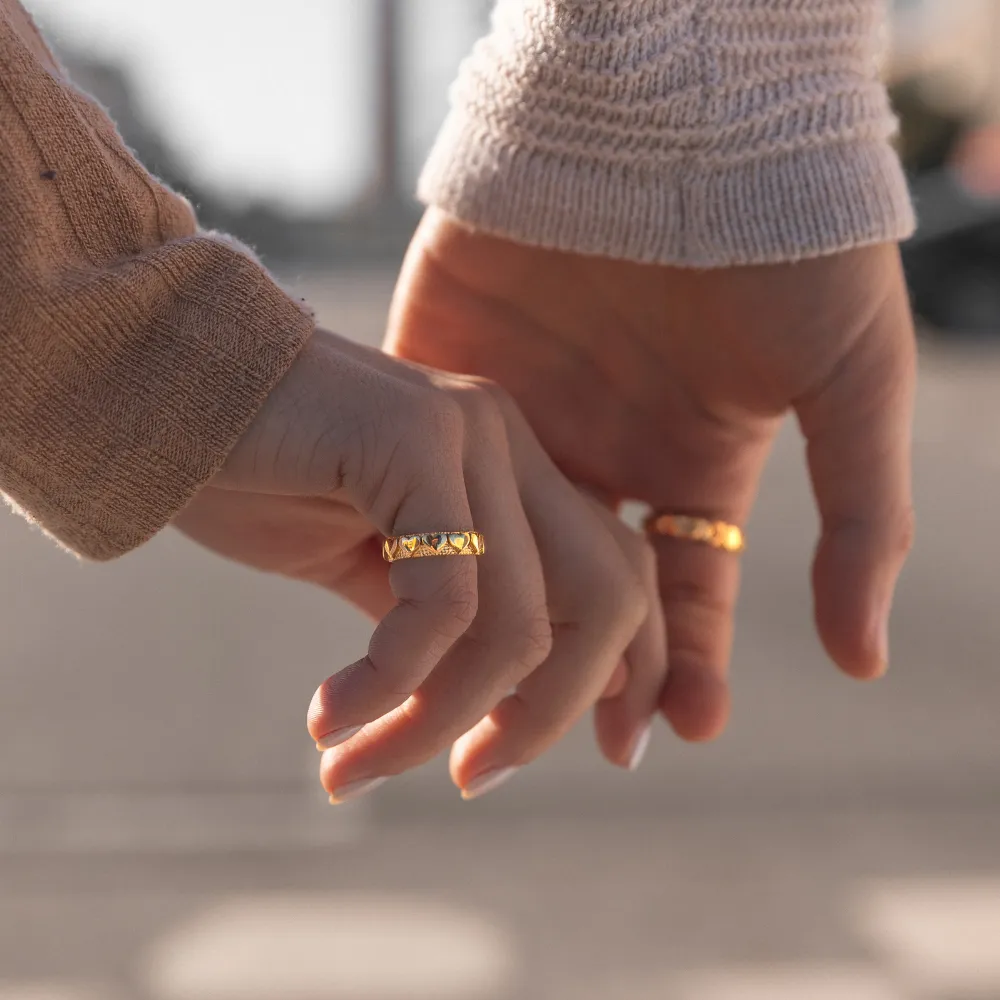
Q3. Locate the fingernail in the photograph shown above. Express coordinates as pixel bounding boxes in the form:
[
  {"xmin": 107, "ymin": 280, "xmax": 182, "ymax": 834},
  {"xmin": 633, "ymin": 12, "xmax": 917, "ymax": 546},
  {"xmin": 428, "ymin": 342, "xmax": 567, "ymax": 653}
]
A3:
[
  {"xmin": 876, "ymin": 603, "xmax": 892, "ymax": 674},
  {"xmin": 879, "ymin": 618, "xmax": 890, "ymax": 663},
  {"xmin": 461, "ymin": 767, "xmax": 518, "ymax": 801},
  {"xmin": 328, "ymin": 776, "xmax": 387, "ymax": 805},
  {"xmin": 315, "ymin": 724, "xmax": 364, "ymax": 751},
  {"xmin": 874, "ymin": 640, "xmax": 890, "ymax": 677},
  {"xmin": 628, "ymin": 722, "xmax": 652, "ymax": 771}
]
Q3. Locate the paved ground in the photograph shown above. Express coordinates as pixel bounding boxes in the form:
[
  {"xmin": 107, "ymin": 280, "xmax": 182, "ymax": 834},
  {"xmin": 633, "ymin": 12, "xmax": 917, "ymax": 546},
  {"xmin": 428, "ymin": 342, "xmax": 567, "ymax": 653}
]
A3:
[{"xmin": 1, "ymin": 272, "xmax": 999, "ymax": 1000}]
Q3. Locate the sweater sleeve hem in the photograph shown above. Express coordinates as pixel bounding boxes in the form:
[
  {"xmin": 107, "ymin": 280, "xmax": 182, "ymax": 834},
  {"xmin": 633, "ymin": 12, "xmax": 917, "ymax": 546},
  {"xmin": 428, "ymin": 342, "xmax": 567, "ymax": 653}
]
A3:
[
  {"xmin": 1, "ymin": 238, "xmax": 314, "ymax": 561},
  {"xmin": 418, "ymin": 115, "xmax": 916, "ymax": 267}
]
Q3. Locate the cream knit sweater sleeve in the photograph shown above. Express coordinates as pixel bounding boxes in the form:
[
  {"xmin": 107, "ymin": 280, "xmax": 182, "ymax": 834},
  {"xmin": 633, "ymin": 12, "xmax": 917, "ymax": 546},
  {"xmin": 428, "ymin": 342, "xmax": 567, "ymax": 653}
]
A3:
[{"xmin": 419, "ymin": 0, "xmax": 915, "ymax": 266}]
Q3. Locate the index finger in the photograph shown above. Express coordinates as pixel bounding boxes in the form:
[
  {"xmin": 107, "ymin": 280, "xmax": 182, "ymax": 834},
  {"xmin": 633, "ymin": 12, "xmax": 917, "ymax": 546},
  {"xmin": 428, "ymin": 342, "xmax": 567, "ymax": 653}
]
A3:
[{"xmin": 307, "ymin": 470, "xmax": 479, "ymax": 747}]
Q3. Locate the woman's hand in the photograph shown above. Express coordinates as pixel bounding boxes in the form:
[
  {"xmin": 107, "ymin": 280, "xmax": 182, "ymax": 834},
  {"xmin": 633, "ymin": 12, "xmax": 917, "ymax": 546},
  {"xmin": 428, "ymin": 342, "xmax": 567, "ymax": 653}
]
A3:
[
  {"xmin": 174, "ymin": 328, "xmax": 664, "ymax": 800},
  {"xmin": 386, "ymin": 210, "xmax": 917, "ymax": 743}
]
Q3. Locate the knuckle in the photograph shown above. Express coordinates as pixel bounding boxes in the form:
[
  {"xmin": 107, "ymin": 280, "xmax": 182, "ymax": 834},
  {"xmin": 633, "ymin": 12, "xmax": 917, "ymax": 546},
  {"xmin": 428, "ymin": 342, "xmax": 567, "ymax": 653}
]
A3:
[
  {"xmin": 353, "ymin": 386, "xmax": 467, "ymax": 519},
  {"xmin": 619, "ymin": 568, "xmax": 651, "ymax": 630},
  {"xmin": 357, "ymin": 652, "xmax": 419, "ymax": 706},
  {"xmin": 346, "ymin": 695, "xmax": 453, "ymax": 780},
  {"xmin": 490, "ymin": 696, "xmax": 566, "ymax": 766},
  {"xmin": 588, "ymin": 560, "xmax": 649, "ymax": 634},
  {"xmin": 466, "ymin": 604, "xmax": 553, "ymax": 679},
  {"xmin": 392, "ymin": 689, "xmax": 432, "ymax": 736},
  {"xmin": 426, "ymin": 570, "xmax": 480, "ymax": 636},
  {"xmin": 395, "ymin": 693, "xmax": 471, "ymax": 764},
  {"xmin": 403, "ymin": 386, "xmax": 466, "ymax": 445},
  {"xmin": 448, "ymin": 380, "xmax": 507, "ymax": 438},
  {"xmin": 660, "ymin": 576, "xmax": 731, "ymax": 620},
  {"xmin": 835, "ymin": 507, "xmax": 916, "ymax": 562},
  {"xmin": 433, "ymin": 394, "xmax": 467, "ymax": 439},
  {"xmin": 468, "ymin": 375, "xmax": 517, "ymax": 415},
  {"xmin": 489, "ymin": 697, "xmax": 542, "ymax": 761},
  {"xmin": 623, "ymin": 530, "xmax": 659, "ymax": 582},
  {"xmin": 474, "ymin": 378, "xmax": 532, "ymax": 437},
  {"xmin": 499, "ymin": 612, "xmax": 555, "ymax": 672},
  {"xmin": 313, "ymin": 656, "xmax": 408, "ymax": 724},
  {"xmin": 658, "ymin": 581, "xmax": 731, "ymax": 662},
  {"xmin": 890, "ymin": 506, "xmax": 916, "ymax": 558}
]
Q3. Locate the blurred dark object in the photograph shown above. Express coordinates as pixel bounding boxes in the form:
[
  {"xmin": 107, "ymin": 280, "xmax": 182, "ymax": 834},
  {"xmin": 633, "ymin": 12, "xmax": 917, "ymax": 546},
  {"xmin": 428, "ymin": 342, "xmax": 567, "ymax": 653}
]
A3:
[
  {"xmin": 892, "ymin": 80, "xmax": 1000, "ymax": 336},
  {"xmin": 892, "ymin": 77, "xmax": 967, "ymax": 174},
  {"xmin": 902, "ymin": 170, "xmax": 1000, "ymax": 335}
]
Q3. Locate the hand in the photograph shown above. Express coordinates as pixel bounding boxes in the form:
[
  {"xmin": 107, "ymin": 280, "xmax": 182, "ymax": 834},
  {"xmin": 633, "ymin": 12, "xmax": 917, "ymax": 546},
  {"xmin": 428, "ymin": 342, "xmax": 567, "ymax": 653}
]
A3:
[
  {"xmin": 386, "ymin": 209, "xmax": 917, "ymax": 742},
  {"xmin": 174, "ymin": 328, "xmax": 664, "ymax": 799}
]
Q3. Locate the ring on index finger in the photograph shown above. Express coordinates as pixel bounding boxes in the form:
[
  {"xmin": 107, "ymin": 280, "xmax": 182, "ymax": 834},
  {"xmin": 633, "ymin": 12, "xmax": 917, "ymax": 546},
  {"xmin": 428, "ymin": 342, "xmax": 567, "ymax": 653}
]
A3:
[{"xmin": 383, "ymin": 531, "xmax": 486, "ymax": 562}]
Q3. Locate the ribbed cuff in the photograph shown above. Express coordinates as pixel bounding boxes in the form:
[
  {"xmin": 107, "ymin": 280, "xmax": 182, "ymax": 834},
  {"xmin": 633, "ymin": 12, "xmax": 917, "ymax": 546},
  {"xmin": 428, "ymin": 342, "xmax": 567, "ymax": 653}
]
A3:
[
  {"xmin": 3, "ymin": 237, "xmax": 315, "ymax": 562},
  {"xmin": 419, "ymin": 116, "xmax": 916, "ymax": 267}
]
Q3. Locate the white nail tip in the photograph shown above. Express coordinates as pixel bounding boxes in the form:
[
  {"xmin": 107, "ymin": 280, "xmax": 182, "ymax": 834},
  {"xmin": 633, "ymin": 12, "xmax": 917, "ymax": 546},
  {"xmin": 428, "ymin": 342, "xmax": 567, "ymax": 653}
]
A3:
[
  {"xmin": 328, "ymin": 776, "xmax": 387, "ymax": 805},
  {"xmin": 315, "ymin": 724, "xmax": 364, "ymax": 751},
  {"xmin": 628, "ymin": 724, "xmax": 652, "ymax": 771},
  {"xmin": 461, "ymin": 767, "xmax": 519, "ymax": 801}
]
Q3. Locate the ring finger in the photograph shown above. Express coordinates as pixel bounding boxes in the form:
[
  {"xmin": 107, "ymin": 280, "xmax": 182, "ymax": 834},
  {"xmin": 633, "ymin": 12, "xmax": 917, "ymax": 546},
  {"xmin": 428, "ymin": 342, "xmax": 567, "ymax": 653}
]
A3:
[{"xmin": 650, "ymin": 427, "xmax": 775, "ymax": 742}]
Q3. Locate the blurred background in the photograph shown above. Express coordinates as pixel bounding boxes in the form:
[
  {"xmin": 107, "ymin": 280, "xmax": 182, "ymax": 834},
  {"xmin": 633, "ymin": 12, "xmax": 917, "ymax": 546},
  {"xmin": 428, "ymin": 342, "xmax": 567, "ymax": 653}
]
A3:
[{"xmin": 2, "ymin": 1, "xmax": 1000, "ymax": 998}]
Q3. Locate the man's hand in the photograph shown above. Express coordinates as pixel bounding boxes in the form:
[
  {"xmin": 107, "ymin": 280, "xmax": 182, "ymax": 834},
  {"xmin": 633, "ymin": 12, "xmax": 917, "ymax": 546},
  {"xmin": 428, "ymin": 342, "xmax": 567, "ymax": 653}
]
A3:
[{"xmin": 386, "ymin": 209, "xmax": 917, "ymax": 742}]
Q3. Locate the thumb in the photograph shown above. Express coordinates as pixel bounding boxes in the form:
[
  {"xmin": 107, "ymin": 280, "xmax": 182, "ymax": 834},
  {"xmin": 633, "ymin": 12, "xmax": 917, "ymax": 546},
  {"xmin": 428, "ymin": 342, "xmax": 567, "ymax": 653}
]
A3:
[{"xmin": 796, "ymin": 262, "xmax": 917, "ymax": 680}]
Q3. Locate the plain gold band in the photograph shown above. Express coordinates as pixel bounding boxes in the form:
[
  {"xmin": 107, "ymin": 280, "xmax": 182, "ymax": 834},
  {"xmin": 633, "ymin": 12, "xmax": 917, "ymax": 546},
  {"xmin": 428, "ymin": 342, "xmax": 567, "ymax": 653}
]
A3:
[
  {"xmin": 383, "ymin": 531, "xmax": 486, "ymax": 563},
  {"xmin": 644, "ymin": 513, "xmax": 745, "ymax": 554}
]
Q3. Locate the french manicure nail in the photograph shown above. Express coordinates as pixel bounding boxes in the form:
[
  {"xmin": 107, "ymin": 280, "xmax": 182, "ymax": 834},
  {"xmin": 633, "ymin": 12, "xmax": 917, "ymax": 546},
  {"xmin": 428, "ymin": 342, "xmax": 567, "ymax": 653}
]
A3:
[
  {"xmin": 328, "ymin": 776, "xmax": 387, "ymax": 805},
  {"xmin": 628, "ymin": 722, "xmax": 652, "ymax": 771},
  {"xmin": 877, "ymin": 616, "xmax": 890, "ymax": 673},
  {"xmin": 315, "ymin": 724, "xmax": 364, "ymax": 751},
  {"xmin": 874, "ymin": 596, "xmax": 893, "ymax": 675},
  {"xmin": 461, "ymin": 767, "xmax": 518, "ymax": 801}
]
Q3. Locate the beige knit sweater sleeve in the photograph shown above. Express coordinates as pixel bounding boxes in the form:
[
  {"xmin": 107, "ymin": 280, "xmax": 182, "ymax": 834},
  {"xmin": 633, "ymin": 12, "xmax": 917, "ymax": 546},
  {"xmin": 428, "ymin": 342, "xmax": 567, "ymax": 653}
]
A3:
[
  {"xmin": 0, "ymin": 2, "xmax": 313, "ymax": 560},
  {"xmin": 420, "ymin": 0, "xmax": 916, "ymax": 266}
]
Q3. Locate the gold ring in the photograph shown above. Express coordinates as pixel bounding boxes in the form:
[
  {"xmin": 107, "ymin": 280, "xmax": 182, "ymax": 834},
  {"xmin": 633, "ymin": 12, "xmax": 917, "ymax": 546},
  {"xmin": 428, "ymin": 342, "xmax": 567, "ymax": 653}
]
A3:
[
  {"xmin": 383, "ymin": 530, "xmax": 486, "ymax": 563},
  {"xmin": 644, "ymin": 513, "xmax": 745, "ymax": 554}
]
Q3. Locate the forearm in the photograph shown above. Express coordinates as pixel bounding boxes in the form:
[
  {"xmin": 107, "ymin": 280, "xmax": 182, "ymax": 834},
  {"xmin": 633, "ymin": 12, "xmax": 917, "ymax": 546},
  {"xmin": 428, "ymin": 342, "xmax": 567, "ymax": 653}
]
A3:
[
  {"xmin": 0, "ymin": 4, "xmax": 313, "ymax": 559},
  {"xmin": 420, "ymin": 0, "xmax": 915, "ymax": 266}
]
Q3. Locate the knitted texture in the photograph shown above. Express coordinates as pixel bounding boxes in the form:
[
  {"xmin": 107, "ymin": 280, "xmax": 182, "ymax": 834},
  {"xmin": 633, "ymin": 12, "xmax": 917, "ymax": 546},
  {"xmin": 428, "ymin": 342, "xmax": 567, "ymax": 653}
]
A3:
[
  {"xmin": 420, "ymin": 0, "xmax": 916, "ymax": 266},
  {"xmin": 0, "ymin": 3, "xmax": 314, "ymax": 560}
]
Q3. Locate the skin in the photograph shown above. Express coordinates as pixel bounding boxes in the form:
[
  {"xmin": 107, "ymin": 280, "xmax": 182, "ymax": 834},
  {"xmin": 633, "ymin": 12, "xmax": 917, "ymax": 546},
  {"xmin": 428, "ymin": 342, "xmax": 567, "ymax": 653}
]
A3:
[
  {"xmin": 386, "ymin": 208, "xmax": 918, "ymax": 744},
  {"xmin": 173, "ymin": 327, "xmax": 666, "ymax": 799}
]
